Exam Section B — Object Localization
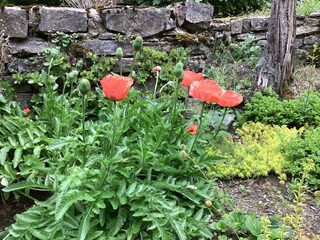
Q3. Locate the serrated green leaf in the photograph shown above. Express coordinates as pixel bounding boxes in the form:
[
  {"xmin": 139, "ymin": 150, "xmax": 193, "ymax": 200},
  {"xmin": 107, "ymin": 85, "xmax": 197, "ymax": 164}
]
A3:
[
  {"xmin": 30, "ymin": 228, "xmax": 47, "ymax": 240},
  {"xmin": 126, "ymin": 182, "xmax": 137, "ymax": 197},
  {"xmin": 33, "ymin": 145, "xmax": 42, "ymax": 157},
  {"xmin": 3, "ymin": 181, "xmax": 45, "ymax": 192},
  {"xmin": 46, "ymin": 138, "xmax": 76, "ymax": 151},
  {"xmin": 3, "ymin": 163, "xmax": 16, "ymax": 177},
  {"xmin": 13, "ymin": 147, "xmax": 23, "ymax": 168},
  {"xmin": 168, "ymin": 219, "xmax": 186, "ymax": 240},
  {"xmin": 17, "ymin": 132, "xmax": 26, "ymax": 146},
  {"xmin": 55, "ymin": 191, "xmax": 95, "ymax": 221},
  {"xmin": 99, "ymin": 209, "xmax": 106, "ymax": 227},
  {"xmin": 0, "ymin": 146, "xmax": 10, "ymax": 165},
  {"xmin": 105, "ymin": 207, "xmax": 127, "ymax": 238},
  {"xmin": 194, "ymin": 209, "xmax": 204, "ymax": 221},
  {"xmin": 8, "ymin": 136, "xmax": 18, "ymax": 147},
  {"xmin": 15, "ymin": 213, "xmax": 39, "ymax": 223},
  {"xmin": 78, "ymin": 207, "xmax": 93, "ymax": 240}
]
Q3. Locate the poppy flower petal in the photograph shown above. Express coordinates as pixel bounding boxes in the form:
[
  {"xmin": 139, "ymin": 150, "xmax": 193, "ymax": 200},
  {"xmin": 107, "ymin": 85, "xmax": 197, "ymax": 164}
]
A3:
[
  {"xmin": 100, "ymin": 75, "xmax": 134, "ymax": 101},
  {"xmin": 218, "ymin": 90, "xmax": 243, "ymax": 107},
  {"xmin": 181, "ymin": 70, "xmax": 204, "ymax": 87},
  {"xmin": 189, "ymin": 80, "xmax": 224, "ymax": 103},
  {"xmin": 187, "ymin": 124, "xmax": 198, "ymax": 135}
]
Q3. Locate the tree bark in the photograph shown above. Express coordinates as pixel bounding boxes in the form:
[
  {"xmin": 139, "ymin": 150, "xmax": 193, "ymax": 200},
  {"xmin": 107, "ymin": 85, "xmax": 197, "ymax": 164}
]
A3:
[{"xmin": 258, "ymin": 0, "xmax": 297, "ymax": 98}]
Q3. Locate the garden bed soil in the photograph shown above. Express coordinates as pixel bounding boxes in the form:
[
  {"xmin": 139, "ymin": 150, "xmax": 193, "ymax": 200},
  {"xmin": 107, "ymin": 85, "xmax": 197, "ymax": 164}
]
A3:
[
  {"xmin": 0, "ymin": 191, "xmax": 51, "ymax": 233},
  {"xmin": 218, "ymin": 174, "xmax": 320, "ymax": 239}
]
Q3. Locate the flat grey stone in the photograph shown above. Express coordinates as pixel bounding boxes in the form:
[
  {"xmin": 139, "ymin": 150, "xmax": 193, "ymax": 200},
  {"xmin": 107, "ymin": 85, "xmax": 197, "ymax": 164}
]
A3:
[
  {"xmin": 103, "ymin": 7, "xmax": 175, "ymax": 37},
  {"xmin": 296, "ymin": 25, "xmax": 319, "ymax": 36},
  {"xmin": 10, "ymin": 38, "xmax": 51, "ymax": 55},
  {"xmin": 210, "ymin": 22, "xmax": 229, "ymax": 31},
  {"xmin": 304, "ymin": 35, "xmax": 320, "ymax": 45},
  {"xmin": 80, "ymin": 39, "xmax": 134, "ymax": 56},
  {"xmin": 38, "ymin": 7, "xmax": 88, "ymax": 33},
  {"xmin": 185, "ymin": 1, "xmax": 213, "ymax": 24},
  {"xmin": 0, "ymin": 7, "xmax": 28, "ymax": 38},
  {"xmin": 8, "ymin": 57, "xmax": 43, "ymax": 73},
  {"xmin": 304, "ymin": 17, "xmax": 320, "ymax": 27},
  {"xmin": 309, "ymin": 12, "xmax": 320, "ymax": 17},
  {"xmin": 251, "ymin": 17, "xmax": 268, "ymax": 31},
  {"xmin": 242, "ymin": 19, "xmax": 251, "ymax": 33},
  {"xmin": 231, "ymin": 20, "xmax": 243, "ymax": 34},
  {"xmin": 237, "ymin": 33, "xmax": 265, "ymax": 41}
]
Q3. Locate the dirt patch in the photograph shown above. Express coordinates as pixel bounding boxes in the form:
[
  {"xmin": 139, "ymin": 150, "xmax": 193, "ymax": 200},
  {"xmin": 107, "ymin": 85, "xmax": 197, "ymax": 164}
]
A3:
[
  {"xmin": 291, "ymin": 65, "xmax": 320, "ymax": 98},
  {"xmin": 0, "ymin": 196, "xmax": 33, "ymax": 232},
  {"xmin": 0, "ymin": 191, "xmax": 51, "ymax": 233},
  {"xmin": 218, "ymin": 175, "xmax": 320, "ymax": 239}
]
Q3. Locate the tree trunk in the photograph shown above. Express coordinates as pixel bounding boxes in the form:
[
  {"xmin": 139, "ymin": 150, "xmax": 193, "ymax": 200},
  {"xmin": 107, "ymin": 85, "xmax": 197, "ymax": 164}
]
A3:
[{"xmin": 258, "ymin": 0, "xmax": 296, "ymax": 98}]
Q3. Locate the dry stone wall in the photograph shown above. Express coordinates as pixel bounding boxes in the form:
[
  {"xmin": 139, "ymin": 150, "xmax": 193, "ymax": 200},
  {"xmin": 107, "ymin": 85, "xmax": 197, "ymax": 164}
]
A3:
[{"xmin": 0, "ymin": 3, "xmax": 320, "ymax": 106}]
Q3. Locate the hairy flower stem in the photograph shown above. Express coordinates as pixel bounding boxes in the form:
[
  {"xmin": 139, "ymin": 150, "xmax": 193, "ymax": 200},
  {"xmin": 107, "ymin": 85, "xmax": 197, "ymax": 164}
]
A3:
[
  {"xmin": 153, "ymin": 71, "xmax": 159, "ymax": 98},
  {"xmin": 169, "ymin": 75, "xmax": 180, "ymax": 123},
  {"xmin": 213, "ymin": 107, "xmax": 228, "ymax": 139},
  {"xmin": 111, "ymin": 101, "xmax": 117, "ymax": 154},
  {"xmin": 189, "ymin": 101, "xmax": 205, "ymax": 153},
  {"xmin": 130, "ymin": 52, "xmax": 137, "ymax": 76},
  {"xmin": 81, "ymin": 94, "xmax": 87, "ymax": 167},
  {"xmin": 119, "ymin": 59, "xmax": 123, "ymax": 76}
]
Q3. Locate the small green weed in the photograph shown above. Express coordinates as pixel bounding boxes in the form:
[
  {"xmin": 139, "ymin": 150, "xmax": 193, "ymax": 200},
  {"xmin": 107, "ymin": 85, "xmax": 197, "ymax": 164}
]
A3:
[{"xmin": 297, "ymin": 0, "xmax": 320, "ymax": 16}]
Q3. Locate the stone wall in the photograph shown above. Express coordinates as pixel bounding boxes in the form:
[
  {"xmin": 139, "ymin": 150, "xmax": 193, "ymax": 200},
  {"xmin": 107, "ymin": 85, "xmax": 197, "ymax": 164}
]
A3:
[{"xmin": 1, "ymin": 3, "xmax": 320, "ymax": 106}]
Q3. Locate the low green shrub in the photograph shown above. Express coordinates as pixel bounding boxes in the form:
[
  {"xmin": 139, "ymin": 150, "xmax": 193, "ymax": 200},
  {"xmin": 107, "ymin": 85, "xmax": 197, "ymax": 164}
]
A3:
[
  {"xmin": 211, "ymin": 212, "xmax": 290, "ymax": 239},
  {"xmin": 208, "ymin": 122, "xmax": 302, "ymax": 179},
  {"xmin": 284, "ymin": 127, "xmax": 320, "ymax": 190},
  {"xmin": 297, "ymin": 0, "xmax": 320, "ymax": 16},
  {"xmin": 244, "ymin": 89, "xmax": 320, "ymax": 128},
  {"xmin": 209, "ymin": 0, "xmax": 271, "ymax": 17},
  {"xmin": 136, "ymin": 46, "xmax": 190, "ymax": 84}
]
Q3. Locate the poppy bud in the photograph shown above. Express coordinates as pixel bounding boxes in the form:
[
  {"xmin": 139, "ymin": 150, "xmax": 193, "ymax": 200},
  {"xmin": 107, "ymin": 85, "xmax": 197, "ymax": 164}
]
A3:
[
  {"xmin": 116, "ymin": 47, "xmax": 123, "ymax": 61},
  {"xmin": 130, "ymin": 70, "xmax": 136, "ymax": 79},
  {"xmin": 76, "ymin": 59, "xmax": 83, "ymax": 70},
  {"xmin": 174, "ymin": 62, "xmax": 183, "ymax": 80},
  {"xmin": 79, "ymin": 78, "xmax": 91, "ymax": 95},
  {"xmin": 67, "ymin": 70, "xmax": 79, "ymax": 80},
  {"xmin": 133, "ymin": 36, "xmax": 143, "ymax": 52}
]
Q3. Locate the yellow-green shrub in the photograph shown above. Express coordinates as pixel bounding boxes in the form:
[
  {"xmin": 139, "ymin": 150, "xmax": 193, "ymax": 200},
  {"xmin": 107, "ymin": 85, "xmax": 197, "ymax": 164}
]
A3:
[{"xmin": 208, "ymin": 122, "xmax": 304, "ymax": 179}]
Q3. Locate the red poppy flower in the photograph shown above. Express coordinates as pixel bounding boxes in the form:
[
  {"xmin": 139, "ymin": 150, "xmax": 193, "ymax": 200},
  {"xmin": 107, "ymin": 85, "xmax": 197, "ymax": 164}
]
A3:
[
  {"xmin": 153, "ymin": 66, "xmax": 162, "ymax": 73},
  {"xmin": 100, "ymin": 74, "xmax": 134, "ymax": 101},
  {"xmin": 189, "ymin": 80, "xmax": 225, "ymax": 103},
  {"xmin": 187, "ymin": 124, "xmax": 198, "ymax": 135},
  {"xmin": 23, "ymin": 108, "xmax": 30, "ymax": 114},
  {"xmin": 181, "ymin": 70, "xmax": 204, "ymax": 87},
  {"xmin": 218, "ymin": 90, "xmax": 243, "ymax": 107}
]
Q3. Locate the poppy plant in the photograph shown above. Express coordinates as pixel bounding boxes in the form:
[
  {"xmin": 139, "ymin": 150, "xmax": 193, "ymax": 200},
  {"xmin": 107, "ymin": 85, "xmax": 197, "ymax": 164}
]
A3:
[
  {"xmin": 218, "ymin": 90, "xmax": 243, "ymax": 107},
  {"xmin": 181, "ymin": 70, "xmax": 204, "ymax": 88},
  {"xmin": 189, "ymin": 80, "xmax": 225, "ymax": 103},
  {"xmin": 187, "ymin": 124, "xmax": 198, "ymax": 135},
  {"xmin": 100, "ymin": 74, "xmax": 134, "ymax": 101}
]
